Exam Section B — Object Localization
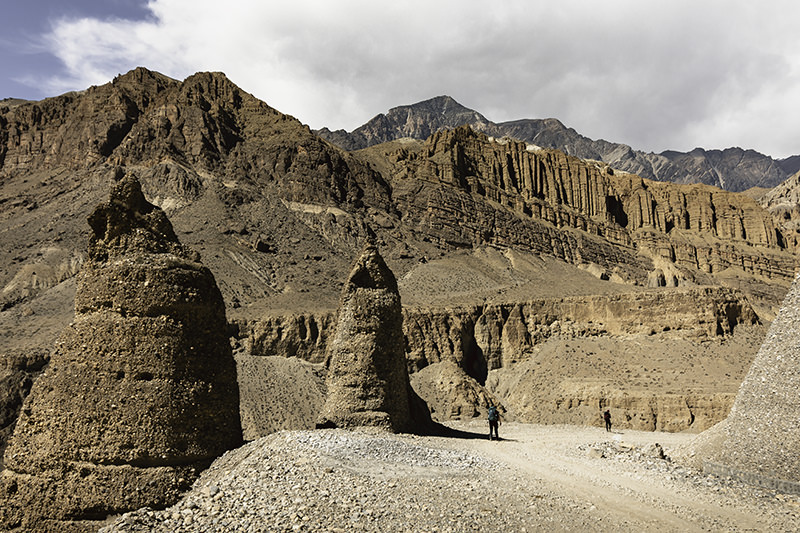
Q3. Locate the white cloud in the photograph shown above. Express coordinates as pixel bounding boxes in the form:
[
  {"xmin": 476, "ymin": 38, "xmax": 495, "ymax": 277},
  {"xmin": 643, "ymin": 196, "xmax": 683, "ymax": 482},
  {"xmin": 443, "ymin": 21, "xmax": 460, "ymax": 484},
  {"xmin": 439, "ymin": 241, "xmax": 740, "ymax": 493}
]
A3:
[{"xmin": 38, "ymin": 0, "xmax": 800, "ymax": 158}]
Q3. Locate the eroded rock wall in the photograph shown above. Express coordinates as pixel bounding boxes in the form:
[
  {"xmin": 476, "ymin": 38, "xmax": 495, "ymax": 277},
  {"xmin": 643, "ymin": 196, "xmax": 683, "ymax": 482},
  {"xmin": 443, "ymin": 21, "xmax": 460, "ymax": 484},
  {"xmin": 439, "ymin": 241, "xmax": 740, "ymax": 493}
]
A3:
[
  {"xmin": 389, "ymin": 127, "xmax": 797, "ymax": 286},
  {"xmin": 245, "ymin": 286, "xmax": 758, "ymax": 432}
]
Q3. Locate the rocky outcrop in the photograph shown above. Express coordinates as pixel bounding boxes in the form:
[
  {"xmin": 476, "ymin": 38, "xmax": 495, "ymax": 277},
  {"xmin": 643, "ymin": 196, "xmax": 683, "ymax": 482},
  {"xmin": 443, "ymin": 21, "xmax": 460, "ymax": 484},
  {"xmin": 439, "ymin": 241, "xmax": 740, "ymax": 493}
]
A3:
[
  {"xmin": 409, "ymin": 361, "xmax": 505, "ymax": 422},
  {"xmin": 691, "ymin": 271, "xmax": 800, "ymax": 485},
  {"xmin": 316, "ymin": 245, "xmax": 427, "ymax": 432},
  {"xmin": 247, "ymin": 313, "xmax": 334, "ymax": 364},
  {"xmin": 0, "ymin": 176, "xmax": 242, "ymax": 531}
]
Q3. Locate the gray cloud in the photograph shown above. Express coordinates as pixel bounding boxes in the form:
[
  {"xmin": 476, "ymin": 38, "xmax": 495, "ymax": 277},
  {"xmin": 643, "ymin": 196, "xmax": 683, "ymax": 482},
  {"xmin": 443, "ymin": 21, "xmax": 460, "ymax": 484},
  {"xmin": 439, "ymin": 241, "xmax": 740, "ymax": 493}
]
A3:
[{"xmin": 37, "ymin": 0, "xmax": 800, "ymax": 158}]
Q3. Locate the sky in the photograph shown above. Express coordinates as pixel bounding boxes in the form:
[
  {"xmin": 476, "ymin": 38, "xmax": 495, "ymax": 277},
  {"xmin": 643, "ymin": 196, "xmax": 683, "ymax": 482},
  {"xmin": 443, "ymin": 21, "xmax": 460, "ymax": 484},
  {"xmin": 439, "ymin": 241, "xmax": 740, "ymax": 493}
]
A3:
[{"xmin": 1, "ymin": 1, "xmax": 799, "ymax": 159}]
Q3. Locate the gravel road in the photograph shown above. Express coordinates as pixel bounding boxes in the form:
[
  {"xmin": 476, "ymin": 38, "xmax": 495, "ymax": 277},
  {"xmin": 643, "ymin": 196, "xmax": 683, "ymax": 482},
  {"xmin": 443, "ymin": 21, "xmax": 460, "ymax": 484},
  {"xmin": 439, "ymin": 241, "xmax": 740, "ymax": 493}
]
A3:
[{"xmin": 102, "ymin": 421, "xmax": 800, "ymax": 532}]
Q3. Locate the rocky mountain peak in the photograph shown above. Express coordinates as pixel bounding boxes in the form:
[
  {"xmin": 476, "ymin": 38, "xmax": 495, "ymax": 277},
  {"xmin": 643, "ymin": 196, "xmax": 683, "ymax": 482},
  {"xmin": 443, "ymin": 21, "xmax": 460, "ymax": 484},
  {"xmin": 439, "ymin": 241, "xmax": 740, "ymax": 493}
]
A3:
[
  {"xmin": 111, "ymin": 66, "xmax": 178, "ymax": 94},
  {"xmin": 316, "ymin": 95, "xmax": 492, "ymax": 151}
]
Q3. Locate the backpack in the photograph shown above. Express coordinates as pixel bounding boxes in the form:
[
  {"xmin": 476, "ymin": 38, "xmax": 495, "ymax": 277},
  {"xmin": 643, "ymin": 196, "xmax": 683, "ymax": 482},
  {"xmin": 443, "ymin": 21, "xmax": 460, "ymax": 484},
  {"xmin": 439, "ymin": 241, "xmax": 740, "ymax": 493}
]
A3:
[{"xmin": 487, "ymin": 406, "xmax": 499, "ymax": 422}]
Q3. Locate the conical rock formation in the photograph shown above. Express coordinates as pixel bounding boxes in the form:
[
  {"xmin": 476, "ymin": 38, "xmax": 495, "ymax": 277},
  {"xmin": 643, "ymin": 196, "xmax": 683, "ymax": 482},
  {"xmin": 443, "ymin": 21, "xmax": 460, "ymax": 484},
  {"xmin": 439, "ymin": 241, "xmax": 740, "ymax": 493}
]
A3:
[
  {"xmin": 690, "ymin": 270, "xmax": 800, "ymax": 488},
  {"xmin": 0, "ymin": 175, "xmax": 242, "ymax": 531},
  {"xmin": 317, "ymin": 245, "xmax": 425, "ymax": 433}
]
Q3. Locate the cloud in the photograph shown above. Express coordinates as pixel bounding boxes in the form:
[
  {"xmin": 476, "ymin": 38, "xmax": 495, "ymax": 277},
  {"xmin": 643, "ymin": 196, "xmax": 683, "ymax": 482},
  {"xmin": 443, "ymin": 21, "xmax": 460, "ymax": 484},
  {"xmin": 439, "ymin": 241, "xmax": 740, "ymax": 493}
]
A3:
[{"xmin": 38, "ymin": 0, "xmax": 800, "ymax": 158}]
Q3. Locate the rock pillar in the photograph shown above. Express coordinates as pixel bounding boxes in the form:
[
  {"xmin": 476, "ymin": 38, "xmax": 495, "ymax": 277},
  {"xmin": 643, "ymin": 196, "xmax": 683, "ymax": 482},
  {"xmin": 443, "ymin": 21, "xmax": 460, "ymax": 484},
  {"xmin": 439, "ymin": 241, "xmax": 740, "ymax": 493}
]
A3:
[
  {"xmin": 0, "ymin": 175, "xmax": 242, "ymax": 530},
  {"xmin": 317, "ymin": 244, "xmax": 424, "ymax": 432}
]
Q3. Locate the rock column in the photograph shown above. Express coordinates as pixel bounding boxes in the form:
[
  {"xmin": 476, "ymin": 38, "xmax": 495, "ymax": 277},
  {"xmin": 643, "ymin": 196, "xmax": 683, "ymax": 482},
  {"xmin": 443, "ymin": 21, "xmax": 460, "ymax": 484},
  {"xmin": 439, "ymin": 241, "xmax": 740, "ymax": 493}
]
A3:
[
  {"xmin": 317, "ymin": 244, "xmax": 424, "ymax": 432},
  {"xmin": 0, "ymin": 175, "xmax": 242, "ymax": 531}
]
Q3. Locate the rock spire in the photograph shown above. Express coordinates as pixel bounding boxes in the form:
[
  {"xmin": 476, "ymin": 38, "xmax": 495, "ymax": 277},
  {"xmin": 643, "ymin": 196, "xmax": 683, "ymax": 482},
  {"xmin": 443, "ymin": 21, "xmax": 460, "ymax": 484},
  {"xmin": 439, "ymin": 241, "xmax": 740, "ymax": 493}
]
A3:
[
  {"xmin": 317, "ymin": 244, "xmax": 426, "ymax": 432},
  {"xmin": 0, "ymin": 175, "xmax": 242, "ymax": 530},
  {"xmin": 708, "ymin": 271, "xmax": 800, "ymax": 485}
]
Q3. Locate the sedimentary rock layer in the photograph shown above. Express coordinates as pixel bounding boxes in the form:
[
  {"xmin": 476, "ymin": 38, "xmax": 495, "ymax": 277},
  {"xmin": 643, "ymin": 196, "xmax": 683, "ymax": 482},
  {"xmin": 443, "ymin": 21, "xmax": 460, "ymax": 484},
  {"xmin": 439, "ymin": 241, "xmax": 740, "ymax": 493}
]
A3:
[
  {"xmin": 245, "ymin": 285, "xmax": 758, "ymax": 432},
  {"xmin": 249, "ymin": 287, "xmax": 757, "ymax": 370},
  {"xmin": 388, "ymin": 127, "xmax": 795, "ymax": 284}
]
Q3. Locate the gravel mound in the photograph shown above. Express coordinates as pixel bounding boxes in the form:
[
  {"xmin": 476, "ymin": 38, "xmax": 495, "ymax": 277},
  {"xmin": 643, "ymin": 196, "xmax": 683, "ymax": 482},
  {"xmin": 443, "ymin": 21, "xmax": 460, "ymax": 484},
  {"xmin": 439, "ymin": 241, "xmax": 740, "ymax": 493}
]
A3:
[{"xmin": 103, "ymin": 429, "xmax": 592, "ymax": 532}]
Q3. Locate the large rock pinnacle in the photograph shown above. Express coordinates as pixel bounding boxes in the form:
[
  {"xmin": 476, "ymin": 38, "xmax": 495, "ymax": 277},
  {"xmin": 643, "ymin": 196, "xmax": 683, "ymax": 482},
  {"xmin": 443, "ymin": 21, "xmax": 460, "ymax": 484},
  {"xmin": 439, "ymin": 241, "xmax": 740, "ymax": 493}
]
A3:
[
  {"xmin": 317, "ymin": 244, "xmax": 421, "ymax": 432},
  {"xmin": 714, "ymin": 271, "xmax": 800, "ymax": 483},
  {"xmin": 0, "ymin": 175, "xmax": 242, "ymax": 531}
]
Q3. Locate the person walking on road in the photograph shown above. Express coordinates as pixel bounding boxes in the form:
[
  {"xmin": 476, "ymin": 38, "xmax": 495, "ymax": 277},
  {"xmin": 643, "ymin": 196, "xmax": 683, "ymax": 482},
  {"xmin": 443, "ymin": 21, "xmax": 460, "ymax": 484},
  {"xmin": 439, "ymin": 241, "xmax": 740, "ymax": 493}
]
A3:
[{"xmin": 488, "ymin": 403, "xmax": 501, "ymax": 440}]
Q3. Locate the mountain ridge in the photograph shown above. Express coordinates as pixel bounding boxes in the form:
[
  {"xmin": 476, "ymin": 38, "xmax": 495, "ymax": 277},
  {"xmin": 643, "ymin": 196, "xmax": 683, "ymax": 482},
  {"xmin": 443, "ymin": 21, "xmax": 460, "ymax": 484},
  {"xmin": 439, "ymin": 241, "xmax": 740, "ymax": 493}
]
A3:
[{"xmin": 317, "ymin": 95, "xmax": 800, "ymax": 193}]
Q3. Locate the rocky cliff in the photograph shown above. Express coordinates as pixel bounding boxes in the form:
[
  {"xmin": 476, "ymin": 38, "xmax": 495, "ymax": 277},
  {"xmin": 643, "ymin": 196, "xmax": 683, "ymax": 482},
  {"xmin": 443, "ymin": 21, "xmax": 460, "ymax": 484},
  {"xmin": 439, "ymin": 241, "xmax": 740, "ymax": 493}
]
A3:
[
  {"xmin": 759, "ymin": 169, "xmax": 800, "ymax": 252},
  {"xmin": 318, "ymin": 96, "xmax": 800, "ymax": 192},
  {"xmin": 359, "ymin": 127, "xmax": 796, "ymax": 316},
  {"xmin": 244, "ymin": 285, "xmax": 759, "ymax": 431}
]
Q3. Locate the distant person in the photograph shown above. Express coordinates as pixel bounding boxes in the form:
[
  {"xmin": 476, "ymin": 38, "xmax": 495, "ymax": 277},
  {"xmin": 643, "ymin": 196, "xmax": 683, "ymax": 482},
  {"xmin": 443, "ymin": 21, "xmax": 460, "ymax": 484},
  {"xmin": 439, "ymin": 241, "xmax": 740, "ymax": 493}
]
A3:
[
  {"xmin": 603, "ymin": 409, "xmax": 612, "ymax": 432},
  {"xmin": 487, "ymin": 403, "xmax": 500, "ymax": 440}
]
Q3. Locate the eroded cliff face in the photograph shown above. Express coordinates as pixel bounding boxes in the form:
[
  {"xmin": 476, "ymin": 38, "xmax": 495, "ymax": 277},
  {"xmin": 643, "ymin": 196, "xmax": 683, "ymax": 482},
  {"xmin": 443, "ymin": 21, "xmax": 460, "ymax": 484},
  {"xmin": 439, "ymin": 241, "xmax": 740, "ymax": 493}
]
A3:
[
  {"xmin": 760, "ymin": 169, "xmax": 800, "ymax": 253},
  {"xmin": 385, "ymin": 127, "xmax": 795, "ymax": 286},
  {"xmin": 244, "ymin": 286, "xmax": 760, "ymax": 432}
]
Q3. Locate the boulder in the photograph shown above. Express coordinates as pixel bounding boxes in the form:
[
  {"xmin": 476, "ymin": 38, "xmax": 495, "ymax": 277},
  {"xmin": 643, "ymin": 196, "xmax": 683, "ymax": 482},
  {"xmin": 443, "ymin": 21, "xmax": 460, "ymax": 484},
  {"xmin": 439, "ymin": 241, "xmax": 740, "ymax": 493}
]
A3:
[{"xmin": 0, "ymin": 175, "xmax": 242, "ymax": 531}]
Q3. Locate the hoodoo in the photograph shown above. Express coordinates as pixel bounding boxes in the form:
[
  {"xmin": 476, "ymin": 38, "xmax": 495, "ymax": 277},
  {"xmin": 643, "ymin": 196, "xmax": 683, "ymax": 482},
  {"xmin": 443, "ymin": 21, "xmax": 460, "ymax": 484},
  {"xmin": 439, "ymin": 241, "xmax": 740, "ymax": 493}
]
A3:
[
  {"xmin": 697, "ymin": 270, "xmax": 800, "ymax": 488},
  {"xmin": 317, "ymin": 244, "xmax": 427, "ymax": 432},
  {"xmin": 0, "ymin": 175, "xmax": 242, "ymax": 531}
]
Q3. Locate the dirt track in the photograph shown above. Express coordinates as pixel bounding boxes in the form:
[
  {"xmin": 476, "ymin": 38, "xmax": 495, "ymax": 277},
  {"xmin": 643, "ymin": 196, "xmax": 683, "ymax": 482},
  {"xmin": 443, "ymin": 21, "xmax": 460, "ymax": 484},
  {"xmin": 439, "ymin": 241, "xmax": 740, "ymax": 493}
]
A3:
[{"xmin": 446, "ymin": 421, "xmax": 791, "ymax": 532}]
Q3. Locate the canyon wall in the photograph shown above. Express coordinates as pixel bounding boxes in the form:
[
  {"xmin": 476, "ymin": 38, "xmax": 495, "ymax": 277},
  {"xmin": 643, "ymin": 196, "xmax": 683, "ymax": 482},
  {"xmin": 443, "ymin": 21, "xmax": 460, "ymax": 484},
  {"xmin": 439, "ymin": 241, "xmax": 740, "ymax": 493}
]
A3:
[
  {"xmin": 243, "ymin": 286, "xmax": 759, "ymax": 432},
  {"xmin": 388, "ymin": 127, "xmax": 796, "ymax": 286}
]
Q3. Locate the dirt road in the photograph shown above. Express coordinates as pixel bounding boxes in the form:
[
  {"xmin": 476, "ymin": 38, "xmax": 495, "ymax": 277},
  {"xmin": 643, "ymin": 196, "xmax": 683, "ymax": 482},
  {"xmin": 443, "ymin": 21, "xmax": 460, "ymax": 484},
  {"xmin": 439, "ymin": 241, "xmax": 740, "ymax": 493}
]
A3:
[
  {"xmin": 105, "ymin": 422, "xmax": 800, "ymax": 532},
  {"xmin": 443, "ymin": 421, "xmax": 799, "ymax": 532}
]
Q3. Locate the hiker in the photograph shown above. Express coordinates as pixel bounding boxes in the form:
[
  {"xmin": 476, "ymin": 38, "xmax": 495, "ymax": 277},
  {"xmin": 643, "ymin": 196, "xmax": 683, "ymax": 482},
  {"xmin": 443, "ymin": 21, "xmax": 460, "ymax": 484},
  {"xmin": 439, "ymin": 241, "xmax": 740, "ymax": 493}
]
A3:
[
  {"xmin": 487, "ymin": 403, "xmax": 500, "ymax": 440},
  {"xmin": 603, "ymin": 409, "xmax": 612, "ymax": 432}
]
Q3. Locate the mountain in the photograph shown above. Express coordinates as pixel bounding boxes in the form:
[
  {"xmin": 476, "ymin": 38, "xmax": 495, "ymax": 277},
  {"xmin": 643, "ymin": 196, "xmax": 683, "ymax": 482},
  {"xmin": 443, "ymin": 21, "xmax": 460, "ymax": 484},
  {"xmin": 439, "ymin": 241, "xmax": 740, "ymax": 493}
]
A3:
[
  {"xmin": 317, "ymin": 95, "xmax": 493, "ymax": 150},
  {"xmin": 317, "ymin": 96, "xmax": 800, "ymax": 192},
  {"xmin": 1, "ymin": 68, "xmax": 798, "ymax": 461}
]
